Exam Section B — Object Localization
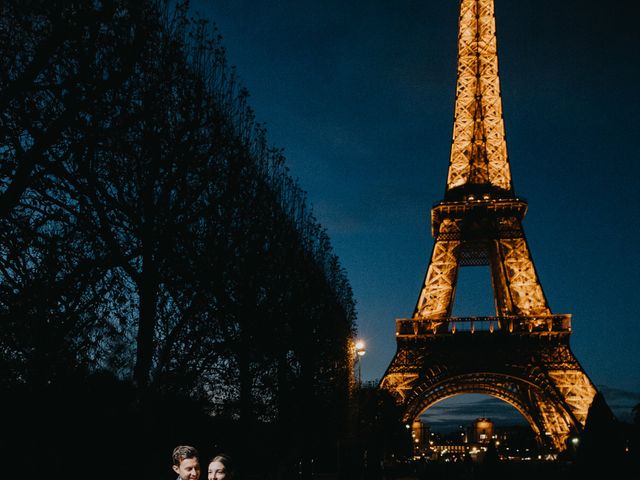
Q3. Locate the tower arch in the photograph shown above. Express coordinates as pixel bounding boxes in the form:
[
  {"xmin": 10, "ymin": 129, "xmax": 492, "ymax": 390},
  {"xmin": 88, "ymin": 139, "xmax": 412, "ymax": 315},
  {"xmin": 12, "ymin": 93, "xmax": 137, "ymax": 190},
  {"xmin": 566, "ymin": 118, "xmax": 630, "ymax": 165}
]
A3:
[{"xmin": 403, "ymin": 372, "xmax": 581, "ymax": 450}]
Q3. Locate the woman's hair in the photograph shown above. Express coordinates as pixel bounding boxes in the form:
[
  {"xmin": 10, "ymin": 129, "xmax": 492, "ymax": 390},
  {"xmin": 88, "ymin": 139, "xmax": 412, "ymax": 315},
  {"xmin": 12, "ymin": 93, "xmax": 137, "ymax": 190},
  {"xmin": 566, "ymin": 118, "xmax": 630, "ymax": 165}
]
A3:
[{"xmin": 209, "ymin": 453, "xmax": 233, "ymax": 475}]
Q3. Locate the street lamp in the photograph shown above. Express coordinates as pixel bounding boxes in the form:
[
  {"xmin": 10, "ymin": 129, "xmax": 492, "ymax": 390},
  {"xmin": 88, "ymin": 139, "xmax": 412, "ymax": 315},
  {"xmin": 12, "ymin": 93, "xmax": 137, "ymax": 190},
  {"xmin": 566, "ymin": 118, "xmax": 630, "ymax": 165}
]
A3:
[{"xmin": 354, "ymin": 339, "xmax": 366, "ymax": 385}]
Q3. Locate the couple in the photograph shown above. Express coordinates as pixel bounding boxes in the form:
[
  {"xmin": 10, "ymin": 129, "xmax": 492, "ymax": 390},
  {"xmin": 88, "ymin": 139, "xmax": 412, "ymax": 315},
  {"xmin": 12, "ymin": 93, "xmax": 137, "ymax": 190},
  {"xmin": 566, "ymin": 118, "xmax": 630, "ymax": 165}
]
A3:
[{"xmin": 172, "ymin": 445, "xmax": 233, "ymax": 480}]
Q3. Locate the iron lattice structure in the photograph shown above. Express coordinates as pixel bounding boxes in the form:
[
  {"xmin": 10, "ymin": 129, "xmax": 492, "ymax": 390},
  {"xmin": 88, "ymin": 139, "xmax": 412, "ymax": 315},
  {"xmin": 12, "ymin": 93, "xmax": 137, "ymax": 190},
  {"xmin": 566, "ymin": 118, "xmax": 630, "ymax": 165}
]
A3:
[{"xmin": 380, "ymin": 0, "xmax": 596, "ymax": 453}]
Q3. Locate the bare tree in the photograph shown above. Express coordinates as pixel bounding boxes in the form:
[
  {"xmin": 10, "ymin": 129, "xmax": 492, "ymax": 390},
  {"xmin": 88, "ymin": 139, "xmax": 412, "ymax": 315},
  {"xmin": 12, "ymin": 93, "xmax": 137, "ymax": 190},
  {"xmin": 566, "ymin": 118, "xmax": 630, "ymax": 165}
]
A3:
[{"xmin": 1, "ymin": 1, "xmax": 357, "ymax": 474}]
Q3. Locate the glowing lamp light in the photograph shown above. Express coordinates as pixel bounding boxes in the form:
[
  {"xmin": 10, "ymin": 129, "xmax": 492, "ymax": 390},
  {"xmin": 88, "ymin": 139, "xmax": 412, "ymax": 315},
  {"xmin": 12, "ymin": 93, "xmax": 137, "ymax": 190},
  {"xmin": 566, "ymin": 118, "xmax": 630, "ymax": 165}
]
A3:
[{"xmin": 355, "ymin": 340, "xmax": 366, "ymax": 356}]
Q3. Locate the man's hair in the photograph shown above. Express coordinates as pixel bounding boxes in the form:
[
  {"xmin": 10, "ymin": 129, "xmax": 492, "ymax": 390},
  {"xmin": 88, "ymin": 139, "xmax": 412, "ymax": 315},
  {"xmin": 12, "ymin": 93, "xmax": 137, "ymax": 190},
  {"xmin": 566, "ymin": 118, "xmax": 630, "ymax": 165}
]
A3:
[{"xmin": 172, "ymin": 445, "xmax": 199, "ymax": 466}]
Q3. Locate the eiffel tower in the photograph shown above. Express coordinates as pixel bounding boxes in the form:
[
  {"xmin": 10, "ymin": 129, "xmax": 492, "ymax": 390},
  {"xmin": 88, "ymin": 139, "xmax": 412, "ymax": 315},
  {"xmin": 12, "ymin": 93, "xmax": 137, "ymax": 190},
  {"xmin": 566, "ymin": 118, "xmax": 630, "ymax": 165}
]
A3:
[{"xmin": 379, "ymin": 0, "xmax": 597, "ymax": 453}]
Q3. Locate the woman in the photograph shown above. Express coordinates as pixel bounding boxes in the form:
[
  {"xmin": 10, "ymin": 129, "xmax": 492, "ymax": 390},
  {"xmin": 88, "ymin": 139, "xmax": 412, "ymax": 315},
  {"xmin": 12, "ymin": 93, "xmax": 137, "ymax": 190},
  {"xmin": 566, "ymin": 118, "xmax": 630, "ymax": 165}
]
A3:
[{"xmin": 207, "ymin": 454, "xmax": 233, "ymax": 480}]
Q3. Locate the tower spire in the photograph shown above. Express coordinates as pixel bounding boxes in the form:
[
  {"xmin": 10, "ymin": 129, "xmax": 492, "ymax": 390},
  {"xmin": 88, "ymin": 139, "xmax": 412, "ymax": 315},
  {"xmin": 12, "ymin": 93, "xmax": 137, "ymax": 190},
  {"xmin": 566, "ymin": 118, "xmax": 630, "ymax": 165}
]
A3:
[{"xmin": 447, "ymin": 0, "xmax": 512, "ymax": 198}]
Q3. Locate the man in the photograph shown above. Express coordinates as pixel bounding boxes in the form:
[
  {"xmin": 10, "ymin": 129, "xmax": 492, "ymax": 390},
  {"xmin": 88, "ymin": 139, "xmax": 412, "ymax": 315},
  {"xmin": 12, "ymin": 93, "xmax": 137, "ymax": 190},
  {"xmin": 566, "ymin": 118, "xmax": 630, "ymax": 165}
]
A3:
[{"xmin": 172, "ymin": 445, "xmax": 201, "ymax": 480}]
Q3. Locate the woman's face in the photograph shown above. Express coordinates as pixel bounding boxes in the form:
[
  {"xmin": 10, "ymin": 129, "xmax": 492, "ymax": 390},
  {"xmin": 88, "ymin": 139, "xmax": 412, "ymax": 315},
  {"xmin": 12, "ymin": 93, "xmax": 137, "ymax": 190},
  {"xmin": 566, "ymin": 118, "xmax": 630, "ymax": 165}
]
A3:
[{"xmin": 207, "ymin": 460, "xmax": 227, "ymax": 480}]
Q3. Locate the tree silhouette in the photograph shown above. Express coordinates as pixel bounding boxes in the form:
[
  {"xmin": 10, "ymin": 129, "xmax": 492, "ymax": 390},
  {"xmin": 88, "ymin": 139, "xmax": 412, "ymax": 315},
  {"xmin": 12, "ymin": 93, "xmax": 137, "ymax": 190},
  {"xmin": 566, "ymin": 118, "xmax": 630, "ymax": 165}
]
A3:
[
  {"xmin": 573, "ymin": 390, "xmax": 625, "ymax": 473},
  {"xmin": 1, "ymin": 1, "xmax": 356, "ymax": 476}
]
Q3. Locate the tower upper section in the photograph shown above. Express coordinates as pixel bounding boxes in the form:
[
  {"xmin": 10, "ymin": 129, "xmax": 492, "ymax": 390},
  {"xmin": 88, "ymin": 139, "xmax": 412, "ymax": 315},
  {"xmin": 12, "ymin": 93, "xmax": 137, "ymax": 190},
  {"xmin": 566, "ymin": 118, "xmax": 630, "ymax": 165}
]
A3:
[{"xmin": 446, "ymin": 0, "xmax": 513, "ymax": 200}]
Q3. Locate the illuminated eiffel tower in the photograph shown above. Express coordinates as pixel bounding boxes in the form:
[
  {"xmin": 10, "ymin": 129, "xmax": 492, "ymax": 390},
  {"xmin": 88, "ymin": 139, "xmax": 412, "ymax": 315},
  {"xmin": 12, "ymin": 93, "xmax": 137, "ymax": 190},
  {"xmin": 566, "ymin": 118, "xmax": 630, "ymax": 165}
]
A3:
[{"xmin": 379, "ymin": 0, "xmax": 597, "ymax": 453}]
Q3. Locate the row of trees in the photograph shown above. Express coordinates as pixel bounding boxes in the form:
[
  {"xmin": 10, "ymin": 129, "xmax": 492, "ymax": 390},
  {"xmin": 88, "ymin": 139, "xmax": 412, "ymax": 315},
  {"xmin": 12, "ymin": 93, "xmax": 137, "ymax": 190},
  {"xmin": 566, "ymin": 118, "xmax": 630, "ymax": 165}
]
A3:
[{"xmin": 0, "ymin": 1, "xmax": 356, "ymax": 477}]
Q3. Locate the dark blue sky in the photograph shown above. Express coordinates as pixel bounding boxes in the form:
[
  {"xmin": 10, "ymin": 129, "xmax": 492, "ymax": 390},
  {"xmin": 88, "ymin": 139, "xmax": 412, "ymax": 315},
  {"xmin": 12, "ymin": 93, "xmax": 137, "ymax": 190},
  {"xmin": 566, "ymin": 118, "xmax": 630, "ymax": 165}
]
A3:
[{"xmin": 191, "ymin": 0, "xmax": 640, "ymax": 425}]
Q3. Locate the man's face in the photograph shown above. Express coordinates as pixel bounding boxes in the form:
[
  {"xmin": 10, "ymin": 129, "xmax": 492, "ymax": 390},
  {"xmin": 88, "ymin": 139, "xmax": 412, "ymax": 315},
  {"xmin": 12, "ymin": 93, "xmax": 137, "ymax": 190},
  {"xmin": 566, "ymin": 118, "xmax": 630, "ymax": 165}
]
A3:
[{"xmin": 173, "ymin": 457, "xmax": 200, "ymax": 480}]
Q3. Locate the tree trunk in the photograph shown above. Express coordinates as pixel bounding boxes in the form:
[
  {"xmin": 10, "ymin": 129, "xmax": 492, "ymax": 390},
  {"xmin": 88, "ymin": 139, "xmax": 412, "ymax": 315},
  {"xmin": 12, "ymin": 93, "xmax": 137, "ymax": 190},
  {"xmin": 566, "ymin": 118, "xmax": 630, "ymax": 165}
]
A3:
[{"xmin": 134, "ymin": 226, "xmax": 157, "ymax": 389}]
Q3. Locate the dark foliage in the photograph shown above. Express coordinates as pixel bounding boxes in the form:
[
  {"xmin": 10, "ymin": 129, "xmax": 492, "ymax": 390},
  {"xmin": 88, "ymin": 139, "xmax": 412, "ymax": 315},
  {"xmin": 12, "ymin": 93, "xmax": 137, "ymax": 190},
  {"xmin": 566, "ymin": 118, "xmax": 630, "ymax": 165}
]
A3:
[
  {"xmin": 568, "ymin": 391, "xmax": 639, "ymax": 478},
  {"xmin": 341, "ymin": 385, "xmax": 410, "ymax": 479},
  {"xmin": 0, "ymin": 1, "xmax": 356, "ymax": 477}
]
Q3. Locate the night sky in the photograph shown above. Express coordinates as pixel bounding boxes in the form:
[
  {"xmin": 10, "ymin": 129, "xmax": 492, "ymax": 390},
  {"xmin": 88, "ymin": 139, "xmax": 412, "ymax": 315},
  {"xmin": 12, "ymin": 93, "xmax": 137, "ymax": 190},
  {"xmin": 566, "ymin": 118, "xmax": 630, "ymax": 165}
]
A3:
[{"xmin": 190, "ymin": 0, "xmax": 640, "ymax": 426}]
